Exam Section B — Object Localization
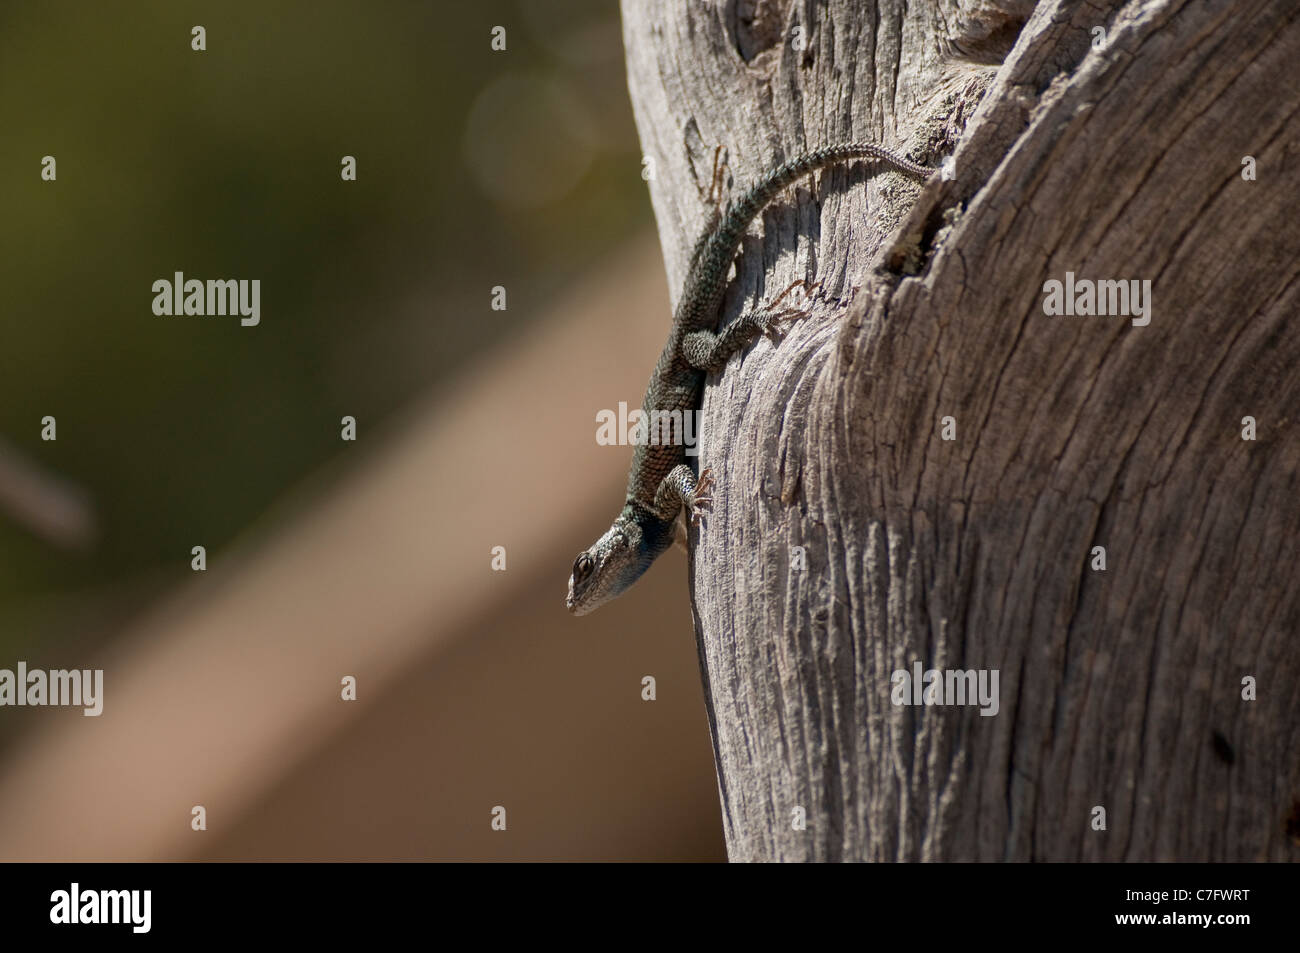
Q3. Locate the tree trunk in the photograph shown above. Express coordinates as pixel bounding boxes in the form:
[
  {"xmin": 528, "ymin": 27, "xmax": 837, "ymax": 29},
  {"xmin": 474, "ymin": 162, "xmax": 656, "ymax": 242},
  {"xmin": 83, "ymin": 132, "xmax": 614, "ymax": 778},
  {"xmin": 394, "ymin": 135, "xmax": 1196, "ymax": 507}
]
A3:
[{"xmin": 621, "ymin": 0, "xmax": 1300, "ymax": 861}]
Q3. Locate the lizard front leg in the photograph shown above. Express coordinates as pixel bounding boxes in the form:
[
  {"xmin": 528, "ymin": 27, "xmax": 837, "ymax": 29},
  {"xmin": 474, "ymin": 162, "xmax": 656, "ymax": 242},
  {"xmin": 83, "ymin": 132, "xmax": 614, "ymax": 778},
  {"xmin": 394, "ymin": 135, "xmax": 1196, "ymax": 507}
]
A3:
[{"xmin": 653, "ymin": 464, "xmax": 714, "ymax": 523}]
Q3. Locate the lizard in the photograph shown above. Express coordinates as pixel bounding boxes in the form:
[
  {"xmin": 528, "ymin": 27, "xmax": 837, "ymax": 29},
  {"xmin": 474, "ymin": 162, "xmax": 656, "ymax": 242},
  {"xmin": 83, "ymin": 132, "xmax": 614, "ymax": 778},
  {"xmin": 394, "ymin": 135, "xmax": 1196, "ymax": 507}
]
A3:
[{"xmin": 566, "ymin": 142, "xmax": 935, "ymax": 615}]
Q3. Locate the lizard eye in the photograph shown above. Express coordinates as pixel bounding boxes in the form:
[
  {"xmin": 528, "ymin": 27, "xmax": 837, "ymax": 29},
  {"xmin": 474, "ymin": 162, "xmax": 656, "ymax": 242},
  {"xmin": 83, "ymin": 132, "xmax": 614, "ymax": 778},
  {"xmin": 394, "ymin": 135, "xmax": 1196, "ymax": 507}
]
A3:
[{"xmin": 572, "ymin": 553, "xmax": 594, "ymax": 583}]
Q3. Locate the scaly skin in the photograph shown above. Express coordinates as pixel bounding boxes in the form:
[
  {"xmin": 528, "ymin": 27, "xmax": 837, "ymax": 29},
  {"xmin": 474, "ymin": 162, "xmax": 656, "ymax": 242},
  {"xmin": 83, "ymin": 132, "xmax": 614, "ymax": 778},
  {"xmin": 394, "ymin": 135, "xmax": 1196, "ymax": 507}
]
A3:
[{"xmin": 567, "ymin": 142, "xmax": 934, "ymax": 615}]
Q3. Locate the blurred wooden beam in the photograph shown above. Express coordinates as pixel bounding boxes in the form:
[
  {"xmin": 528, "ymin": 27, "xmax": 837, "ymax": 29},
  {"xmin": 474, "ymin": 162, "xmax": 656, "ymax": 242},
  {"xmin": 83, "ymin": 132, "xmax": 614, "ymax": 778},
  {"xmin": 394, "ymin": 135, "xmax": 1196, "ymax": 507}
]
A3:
[{"xmin": 0, "ymin": 233, "xmax": 723, "ymax": 861}]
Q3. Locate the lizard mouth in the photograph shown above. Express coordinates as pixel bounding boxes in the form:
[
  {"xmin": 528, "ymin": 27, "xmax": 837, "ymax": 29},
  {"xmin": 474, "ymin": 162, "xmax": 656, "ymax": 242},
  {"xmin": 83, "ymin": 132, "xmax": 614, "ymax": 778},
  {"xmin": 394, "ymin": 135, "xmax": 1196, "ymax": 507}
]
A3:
[{"xmin": 565, "ymin": 582, "xmax": 598, "ymax": 616}]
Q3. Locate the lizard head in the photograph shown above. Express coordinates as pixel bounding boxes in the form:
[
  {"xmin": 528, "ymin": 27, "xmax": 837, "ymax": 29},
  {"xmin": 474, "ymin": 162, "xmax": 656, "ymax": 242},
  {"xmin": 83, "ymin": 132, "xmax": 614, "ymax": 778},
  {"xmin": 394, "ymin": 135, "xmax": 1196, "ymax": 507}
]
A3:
[{"xmin": 566, "ymin": 511, "xmax": 670, "ymax": 615}]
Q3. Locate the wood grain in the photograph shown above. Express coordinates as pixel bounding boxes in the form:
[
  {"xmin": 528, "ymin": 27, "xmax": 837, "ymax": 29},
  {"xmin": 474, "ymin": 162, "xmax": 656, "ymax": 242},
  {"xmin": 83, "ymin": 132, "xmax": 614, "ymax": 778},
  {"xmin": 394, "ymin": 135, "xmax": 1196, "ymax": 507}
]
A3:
[{"xmin": 622, "ymin": 0, "xmax": 1300, "ymax": 861}]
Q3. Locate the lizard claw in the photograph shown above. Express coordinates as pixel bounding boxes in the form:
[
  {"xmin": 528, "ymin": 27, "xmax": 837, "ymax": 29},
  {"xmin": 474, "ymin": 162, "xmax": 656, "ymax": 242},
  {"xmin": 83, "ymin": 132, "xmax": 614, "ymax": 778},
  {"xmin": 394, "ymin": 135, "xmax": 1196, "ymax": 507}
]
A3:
[
  {"xmin": 758, "ymin": 279, "xmax": 820, "ymax": 338},
  {"xmin": 689, "ymin": 467, "xmax": 715, "ymax": 524},
  {"xmin": 768, "ymin": 279, "xmax": 821, "ymax": 311},
  {"xmin": 756, "ymin": 307, "xmax": 811, "ymax": 341},
  {"xmin": 708, "ymin": 146, "xmax": 730, "ymax": 208}
]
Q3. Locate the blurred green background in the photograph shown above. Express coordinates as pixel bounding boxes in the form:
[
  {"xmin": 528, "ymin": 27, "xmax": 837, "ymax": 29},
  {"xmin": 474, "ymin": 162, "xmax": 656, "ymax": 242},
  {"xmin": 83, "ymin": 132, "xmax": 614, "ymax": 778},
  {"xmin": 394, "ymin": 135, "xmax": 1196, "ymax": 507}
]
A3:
[{"xmin": 0, "ymin": 0, "xmax": 646, "ymax": 658}]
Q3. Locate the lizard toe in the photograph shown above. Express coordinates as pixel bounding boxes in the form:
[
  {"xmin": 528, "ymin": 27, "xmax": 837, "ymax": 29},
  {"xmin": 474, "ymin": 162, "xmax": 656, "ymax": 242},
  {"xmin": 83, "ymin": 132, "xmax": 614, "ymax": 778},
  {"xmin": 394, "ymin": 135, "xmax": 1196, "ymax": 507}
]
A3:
[{"xmin": 690, "ymin": 468, "xmax": 715, "ymax": 524}]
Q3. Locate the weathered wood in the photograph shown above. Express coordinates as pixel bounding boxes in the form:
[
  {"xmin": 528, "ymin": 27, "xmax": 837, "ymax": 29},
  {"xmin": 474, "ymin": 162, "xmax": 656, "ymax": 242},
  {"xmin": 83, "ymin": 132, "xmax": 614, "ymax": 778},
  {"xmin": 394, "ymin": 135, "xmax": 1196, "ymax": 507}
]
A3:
[{"xmin": 622, "ymin": 0, "xmax": 1300, "ymax": 860}]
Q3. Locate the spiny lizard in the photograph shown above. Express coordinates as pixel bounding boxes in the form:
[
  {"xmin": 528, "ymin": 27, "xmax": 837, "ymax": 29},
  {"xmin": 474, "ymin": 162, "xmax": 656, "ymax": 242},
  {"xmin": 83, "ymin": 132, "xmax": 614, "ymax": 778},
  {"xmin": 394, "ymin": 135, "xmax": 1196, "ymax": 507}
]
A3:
[{"xmin": 566, "ymin": 142, "xmax": 934, "ymax": 615}]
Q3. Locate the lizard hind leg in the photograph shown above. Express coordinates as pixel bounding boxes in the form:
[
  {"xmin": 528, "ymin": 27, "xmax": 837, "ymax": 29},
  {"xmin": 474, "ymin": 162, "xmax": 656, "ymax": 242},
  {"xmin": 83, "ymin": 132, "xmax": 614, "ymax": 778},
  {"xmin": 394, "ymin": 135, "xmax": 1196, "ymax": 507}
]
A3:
[
  {"xmin": 687, "ymin": 146, "xmax": 732, "ymax": 276},
  {"xmin": 681, "ymin": 277, "xmax": 826, "ymax": 370},
  {"xmin": 689, "ymin": 273, "xmax": 831, "ymax": 369},
  {"xmin": 681, "ymin": 305, "xmax": 808, "ymax": 369}
]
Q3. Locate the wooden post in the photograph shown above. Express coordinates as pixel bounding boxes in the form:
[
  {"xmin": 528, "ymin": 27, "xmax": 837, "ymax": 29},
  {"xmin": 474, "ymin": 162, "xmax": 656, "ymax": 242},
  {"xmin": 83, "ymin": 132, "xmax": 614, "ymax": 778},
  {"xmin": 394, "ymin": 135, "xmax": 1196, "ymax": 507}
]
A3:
[{"xmin": 622, "ymin": 0, "xmax": 1300, "ymax": 861}]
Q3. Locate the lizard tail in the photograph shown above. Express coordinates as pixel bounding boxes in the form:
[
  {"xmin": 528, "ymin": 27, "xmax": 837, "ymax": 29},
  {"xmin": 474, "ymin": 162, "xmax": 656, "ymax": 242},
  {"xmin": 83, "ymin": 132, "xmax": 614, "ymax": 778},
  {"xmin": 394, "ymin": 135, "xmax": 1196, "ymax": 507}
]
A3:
[
  {"xmin": 732, "ymin": 143, "xmax": 934, "ymax": 227},
  {"xmin": 683, "ymin": 141, "xmax": 934, "ymax": 330}
]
